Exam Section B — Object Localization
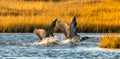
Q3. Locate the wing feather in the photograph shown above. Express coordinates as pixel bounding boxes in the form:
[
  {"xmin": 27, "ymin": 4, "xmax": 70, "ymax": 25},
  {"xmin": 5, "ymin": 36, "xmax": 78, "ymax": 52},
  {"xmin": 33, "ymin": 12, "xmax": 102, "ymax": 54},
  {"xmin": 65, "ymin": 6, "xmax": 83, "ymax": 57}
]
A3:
[
  {"xmin": 57, "ymin": 20, "xmax": 70, "ymax": 38},
  {"xmin": 46, "ymin": 19, "xmax": 57, "ymax": 37},
  {"xmin": 33, "ymin": 29, "xmax": 46, "ymax": 40}
]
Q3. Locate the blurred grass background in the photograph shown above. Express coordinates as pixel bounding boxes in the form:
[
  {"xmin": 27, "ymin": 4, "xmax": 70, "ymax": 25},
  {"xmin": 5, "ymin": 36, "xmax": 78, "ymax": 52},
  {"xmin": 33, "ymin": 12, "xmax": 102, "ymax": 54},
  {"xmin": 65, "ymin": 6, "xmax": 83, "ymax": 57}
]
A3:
[{"xmin": 0, "ymin": 0, "xmax": 120, "ymax": 33}]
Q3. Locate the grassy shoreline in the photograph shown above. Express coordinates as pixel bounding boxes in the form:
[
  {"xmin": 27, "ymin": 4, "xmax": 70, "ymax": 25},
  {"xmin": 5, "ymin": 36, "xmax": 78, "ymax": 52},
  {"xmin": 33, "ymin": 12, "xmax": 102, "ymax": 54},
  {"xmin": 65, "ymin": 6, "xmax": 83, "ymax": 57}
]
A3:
[{"xmin": 99, "ymin": 35, "xmax": 120, "ymax": 48}]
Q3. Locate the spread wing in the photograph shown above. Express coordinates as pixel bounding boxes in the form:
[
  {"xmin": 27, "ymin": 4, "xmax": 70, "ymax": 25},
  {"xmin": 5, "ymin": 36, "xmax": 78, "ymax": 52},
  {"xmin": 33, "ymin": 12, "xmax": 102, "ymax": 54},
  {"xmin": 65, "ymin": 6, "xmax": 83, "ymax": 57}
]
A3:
[
  {"xmin": 57, "ymin": 20, "xmax": 70, "ymax": 38},
  {"xmin": 46, "ymin": 19, "xmax": 57, "ymax": 37},
  {"xmin": 33, "ymin": 29, "xmax": 46, "ymax": 40},
  {"xmin": 69, "ymin": 16, "xmax": 78, "ymax": 38}
]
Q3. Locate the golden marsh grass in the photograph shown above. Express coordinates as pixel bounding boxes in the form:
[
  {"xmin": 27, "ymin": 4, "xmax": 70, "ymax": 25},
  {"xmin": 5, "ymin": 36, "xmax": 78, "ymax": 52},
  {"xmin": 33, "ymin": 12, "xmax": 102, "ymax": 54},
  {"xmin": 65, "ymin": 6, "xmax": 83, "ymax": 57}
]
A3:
[
  {"xmin": 99, "ymin": 35, "xmax": 120, "ymax": 49},
  {"xmin": 0, "ymin": 0, "xmax": 120, "ymax": 33}
]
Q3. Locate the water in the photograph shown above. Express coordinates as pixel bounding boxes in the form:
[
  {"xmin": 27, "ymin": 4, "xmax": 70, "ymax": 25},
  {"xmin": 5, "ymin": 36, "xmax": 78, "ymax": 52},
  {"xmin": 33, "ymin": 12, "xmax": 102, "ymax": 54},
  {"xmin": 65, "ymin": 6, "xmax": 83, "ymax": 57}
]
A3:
[{"xmin": 0, "ymin": 33, "xmax": 120, "ymax": 59}]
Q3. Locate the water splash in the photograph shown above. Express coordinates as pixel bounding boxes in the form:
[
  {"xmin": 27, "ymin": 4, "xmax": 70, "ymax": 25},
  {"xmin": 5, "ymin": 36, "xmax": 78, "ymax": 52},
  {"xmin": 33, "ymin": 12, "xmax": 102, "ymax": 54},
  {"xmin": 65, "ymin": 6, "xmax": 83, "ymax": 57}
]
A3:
[{"xmin": 32, "ymin": 37, "xmax": 59, "ymax": 46}]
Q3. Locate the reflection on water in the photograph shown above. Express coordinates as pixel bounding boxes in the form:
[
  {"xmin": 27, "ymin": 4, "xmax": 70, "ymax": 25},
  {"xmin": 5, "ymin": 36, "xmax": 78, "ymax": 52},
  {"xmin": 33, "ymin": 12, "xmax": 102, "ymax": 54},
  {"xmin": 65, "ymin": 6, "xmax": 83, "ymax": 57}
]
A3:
[{"xmin": 0, "ymin": 33, "xmax": 120, "ymax": 59}]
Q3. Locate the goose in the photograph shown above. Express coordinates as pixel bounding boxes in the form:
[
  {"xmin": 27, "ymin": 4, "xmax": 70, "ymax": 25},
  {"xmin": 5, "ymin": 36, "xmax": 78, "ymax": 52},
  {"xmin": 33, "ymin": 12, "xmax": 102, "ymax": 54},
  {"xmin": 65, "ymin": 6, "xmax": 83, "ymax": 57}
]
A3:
[
  {"xmin": 33, "ymin": 19, "xmax": 59, "ymax": 46},
  {"xmin": 57, "ymin": 16, "xmax": 84, "ymax": 44}
]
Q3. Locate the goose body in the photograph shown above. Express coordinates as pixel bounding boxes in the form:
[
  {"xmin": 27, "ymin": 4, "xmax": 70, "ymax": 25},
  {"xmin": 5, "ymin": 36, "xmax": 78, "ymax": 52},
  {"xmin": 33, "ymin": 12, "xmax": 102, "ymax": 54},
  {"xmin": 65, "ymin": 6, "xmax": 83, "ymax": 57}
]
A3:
[
  {"xmin": 57, "ymin": 16, "xmax": 82, "ymax": 44},
  {"xmin": 33, "ymin": 19, "xmax": 59, "ymax": 46}
]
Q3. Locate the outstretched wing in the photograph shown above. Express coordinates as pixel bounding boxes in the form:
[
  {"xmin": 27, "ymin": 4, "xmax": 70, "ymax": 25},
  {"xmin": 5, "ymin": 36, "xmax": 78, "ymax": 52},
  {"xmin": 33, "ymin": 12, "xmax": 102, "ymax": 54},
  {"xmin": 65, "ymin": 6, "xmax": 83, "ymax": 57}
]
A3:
[
  {"xmin": 57, "ymin": 20, "xmax": 70, "ymax": 38},
  {"xmin": 33, "ymin": 29, "xmax": 46, "ymax": 40},
  {"xmin": 46, "ymin": 19, "xmax": 58, "ymax": 37},
  {"xmin": 69, "ymin": 16, "xmax": 78, "ymax": 38}
]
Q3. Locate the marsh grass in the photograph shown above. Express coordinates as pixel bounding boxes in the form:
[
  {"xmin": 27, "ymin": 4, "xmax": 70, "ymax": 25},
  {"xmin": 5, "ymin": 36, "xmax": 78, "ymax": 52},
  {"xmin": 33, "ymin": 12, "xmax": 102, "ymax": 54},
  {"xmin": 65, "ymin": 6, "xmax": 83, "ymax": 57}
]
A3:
[
  {"xmin": 0, "ymin": 0, "xmax": 120, "ymax": 33},
  {"xmin": 99, "ymin": 35, "xmax": 120, "ymax": 49}
]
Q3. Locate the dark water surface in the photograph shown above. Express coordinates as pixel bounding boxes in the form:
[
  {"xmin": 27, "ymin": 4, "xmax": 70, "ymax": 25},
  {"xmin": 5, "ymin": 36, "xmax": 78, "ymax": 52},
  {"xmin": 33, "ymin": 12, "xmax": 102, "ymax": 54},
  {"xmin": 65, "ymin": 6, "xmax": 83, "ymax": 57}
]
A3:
[{"xmin": 0, "ymin": 33, "xmax": 120, "ymax": 59}]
